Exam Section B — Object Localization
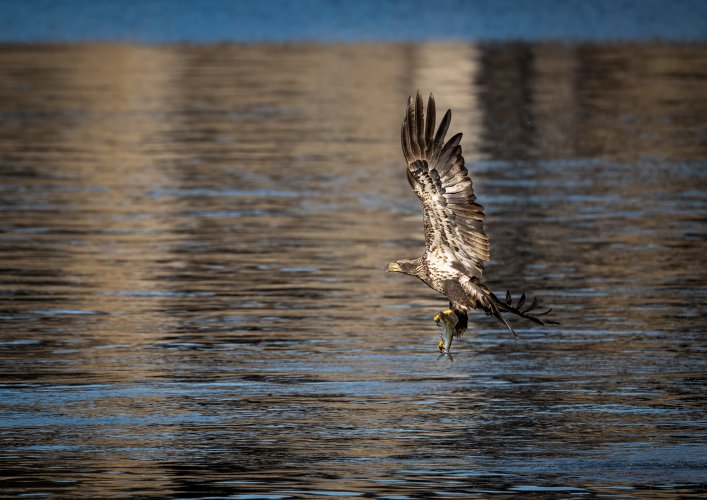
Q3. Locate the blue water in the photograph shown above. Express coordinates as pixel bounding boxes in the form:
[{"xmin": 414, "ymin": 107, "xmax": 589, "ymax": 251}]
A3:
[{"xmin": 1, "ymin": 0, "xmax": 706, "ymax": 43}]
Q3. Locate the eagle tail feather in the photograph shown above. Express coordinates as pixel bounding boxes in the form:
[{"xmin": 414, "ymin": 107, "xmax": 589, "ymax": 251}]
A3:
[
  {"xmin": 476, "ymin": 281, "xmax": 558, "ymax": 336},
  {"xmin": 489, "ymin": 304, "xmax": 519, "ymax": 339}
]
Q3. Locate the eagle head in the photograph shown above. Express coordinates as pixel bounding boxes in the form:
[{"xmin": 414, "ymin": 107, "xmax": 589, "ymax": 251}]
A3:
[{"xmin": 386, "ymin": 259, "xmax": 419, "ymax": 276}]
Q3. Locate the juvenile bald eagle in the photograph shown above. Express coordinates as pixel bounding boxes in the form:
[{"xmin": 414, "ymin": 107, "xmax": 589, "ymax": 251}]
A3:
[{"xmin": 386, "ymin": 92, "xmax": 554, "ymax": 338}]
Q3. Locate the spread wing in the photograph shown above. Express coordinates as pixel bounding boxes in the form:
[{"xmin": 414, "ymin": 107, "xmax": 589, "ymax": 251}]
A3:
[{"xmin": 401, "ymin": 91, "xmax": 489, "ymax": 277}]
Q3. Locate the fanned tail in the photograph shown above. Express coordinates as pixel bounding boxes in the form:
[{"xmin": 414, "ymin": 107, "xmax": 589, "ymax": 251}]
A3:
[{"xmin": 473, "ymin": 278, "xmax": 558, "ymax": 338}]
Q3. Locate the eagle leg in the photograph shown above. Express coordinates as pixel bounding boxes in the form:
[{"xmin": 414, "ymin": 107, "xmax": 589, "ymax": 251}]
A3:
[
  {"xmin": 453, "ymin": 309, "xmax": 468, "ymax": 337},
  {"xmin": 444, "ymin": 301, "xmax": 467, "ymax": 337}
]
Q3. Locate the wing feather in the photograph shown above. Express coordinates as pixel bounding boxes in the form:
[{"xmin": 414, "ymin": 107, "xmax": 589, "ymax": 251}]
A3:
[
  {"xmin": 433, "ymin": 110, "xmax": 451, "ymax": 161},
  {"xmin": 401, "ymin": 91, "xmax": 489, "ymax": 277}
]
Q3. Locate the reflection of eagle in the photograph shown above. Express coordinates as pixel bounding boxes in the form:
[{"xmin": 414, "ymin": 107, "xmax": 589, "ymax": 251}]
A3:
[{"xmin": 387, "ymin": 92, "xmax": 554, "ymax": 338}]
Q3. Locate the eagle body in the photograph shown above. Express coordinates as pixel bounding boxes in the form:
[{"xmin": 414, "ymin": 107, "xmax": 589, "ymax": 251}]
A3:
[
  {"xmin": 392, "ymin": 256, "xmax": 485, "ymax": 313},
  {"xmin": 387, "ymin": 92, "xmax": 553, "ymax": 337}
]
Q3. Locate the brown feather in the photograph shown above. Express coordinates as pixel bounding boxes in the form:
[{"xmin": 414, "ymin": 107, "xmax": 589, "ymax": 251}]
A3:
[{"xmin": 400, "ymin": 93, "xmax": 490, "ymax": 278}]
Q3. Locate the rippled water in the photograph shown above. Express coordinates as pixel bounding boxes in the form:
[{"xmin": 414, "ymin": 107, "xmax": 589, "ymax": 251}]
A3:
[{"xmin": 0, "ymin": 43, "xmax": 705, "ymax": 497}]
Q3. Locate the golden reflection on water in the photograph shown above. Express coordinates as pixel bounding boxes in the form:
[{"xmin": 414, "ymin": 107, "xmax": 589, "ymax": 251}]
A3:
[{"xmin": 0, "ymin": 42, "xmax": 705, "ymax": 496}]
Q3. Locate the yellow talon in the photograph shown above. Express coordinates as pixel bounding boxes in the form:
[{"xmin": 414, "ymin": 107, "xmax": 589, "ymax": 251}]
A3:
[
  {"xmin": 434, "ymin": 310, "xmax": 454, "ymax": 322},
  {"xmin": 438, "ymin": 340, "xmax": 444, "ymax": 352}
]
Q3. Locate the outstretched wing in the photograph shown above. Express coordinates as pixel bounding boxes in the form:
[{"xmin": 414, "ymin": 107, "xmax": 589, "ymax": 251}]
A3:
[{"xmin": 401, "ymin": 91, "xmax": 489, "ymax": 277}]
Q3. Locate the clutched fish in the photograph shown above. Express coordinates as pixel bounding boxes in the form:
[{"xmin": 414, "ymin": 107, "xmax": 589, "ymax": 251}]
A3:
[{"xmin": 434, "ymin": 309, "xmax": 459, "ymax": 361}]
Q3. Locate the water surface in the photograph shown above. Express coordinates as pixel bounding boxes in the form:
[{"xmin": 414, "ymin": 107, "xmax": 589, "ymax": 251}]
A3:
[{"xmin": 0, "ymin": 42, "xmax": 705, "ymax": 497}]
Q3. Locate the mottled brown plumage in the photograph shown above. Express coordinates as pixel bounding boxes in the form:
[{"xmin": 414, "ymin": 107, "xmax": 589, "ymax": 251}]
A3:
[{"xmin": 387, "ymin": 92, "xmax": 555, "ymax": 337}]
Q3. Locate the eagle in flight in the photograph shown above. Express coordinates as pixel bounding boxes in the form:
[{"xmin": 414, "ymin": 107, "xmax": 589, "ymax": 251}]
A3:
[{"xmin": 386, "ymin": 92, "xmax": 554, "ymax": 345}]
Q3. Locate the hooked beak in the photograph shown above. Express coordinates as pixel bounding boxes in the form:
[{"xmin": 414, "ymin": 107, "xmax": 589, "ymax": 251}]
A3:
[{"xmin": 386, "ymin": 263, "xmax": 401, "ymax": 273}]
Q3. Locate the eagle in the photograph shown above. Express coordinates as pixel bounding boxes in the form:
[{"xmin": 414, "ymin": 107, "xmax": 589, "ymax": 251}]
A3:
[{"xmin": 386, "ymin": 92, "xmax": 554, "ymax": 341}]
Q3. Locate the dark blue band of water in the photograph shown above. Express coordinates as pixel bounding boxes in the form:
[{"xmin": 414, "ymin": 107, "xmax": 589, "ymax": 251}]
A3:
[{"xmin": 1, "ymin": 0, "xmax": 706, "ymax": 43}]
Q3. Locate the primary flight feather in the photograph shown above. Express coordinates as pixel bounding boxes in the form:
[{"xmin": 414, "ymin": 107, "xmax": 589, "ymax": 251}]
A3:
[{"xmin": 387, "ymin": 92, "xmax": 554, "ymax": 339}]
